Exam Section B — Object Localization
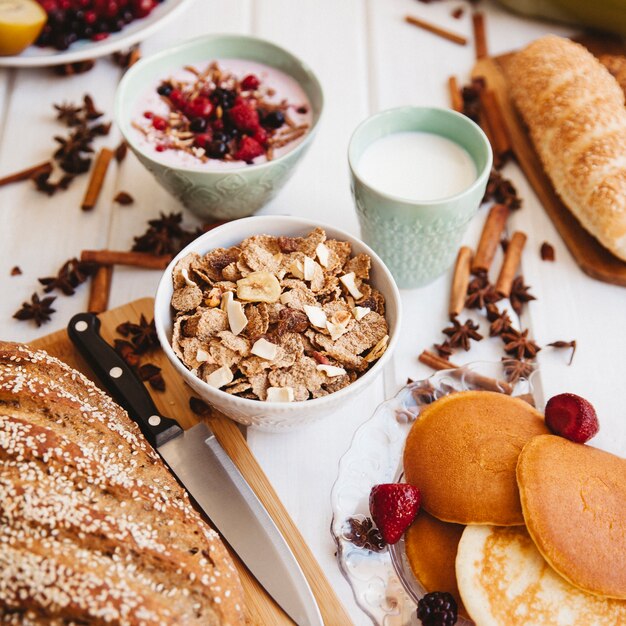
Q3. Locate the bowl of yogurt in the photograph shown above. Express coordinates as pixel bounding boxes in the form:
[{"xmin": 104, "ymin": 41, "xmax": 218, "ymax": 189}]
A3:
[{"xmin": 116, "ymin": 34, "xmax": 323, "ymax": 220}]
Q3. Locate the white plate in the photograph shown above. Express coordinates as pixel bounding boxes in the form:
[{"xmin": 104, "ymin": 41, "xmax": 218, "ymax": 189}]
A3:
[
  {"xmin": 0, "ymin": 0, "xmax": 192, "ymax": 68},
  {"xmin": 330, "ymin": 360, "xmax": 539, "ymax": 626}
]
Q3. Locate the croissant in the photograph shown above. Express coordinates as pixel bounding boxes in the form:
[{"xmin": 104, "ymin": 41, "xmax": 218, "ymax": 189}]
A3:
[
  {"xmin": 508, "ymin": 35, "xmax": 626, "ymax": 261},
  {"xmin": 0, "ymin": 342, "xmax": 244, "ymax": 625}
]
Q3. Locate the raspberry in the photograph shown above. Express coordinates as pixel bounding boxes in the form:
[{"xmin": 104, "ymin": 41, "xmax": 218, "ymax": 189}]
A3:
[
  {"xmin": 185, "ymin": 96, "xmax": 213, "ymax": 119},
  {"xmin": 193, "ymin": 133, "xmax": 212, "ymax": 149},
  {"xmin": 234, "ymin": 136, "xmax": 264, "ymax": 163},
  {"xmin": 545, "ymin": 393, "xmax": 599, "ymax": 443},
  {"xmin": 241, "ymin": 74, "xmax": 260, "ymax": 91},
  {"xmin": 228, "ymin": 102, "xmax": 260, "ymax": 133},
  {"xmin": 253, "ymin": 127, "xmax": 268, "ymax": 146},
  {"xmin": 369, "ymin": 483, "xmax": 421, "ymax": 545},
  {"xmin": 417, "ymin": 592, "xmax": 458, "ymax": 626}
]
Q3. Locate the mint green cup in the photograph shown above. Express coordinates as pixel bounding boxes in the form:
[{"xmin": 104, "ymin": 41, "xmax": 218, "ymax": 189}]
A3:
[
  {"xmin": 116, "ymin": 35, "xmax": 323, "ymax": 220},
  {"xmin": 348, "ymin": 107, "xmax": 492, "ymax": 288}
]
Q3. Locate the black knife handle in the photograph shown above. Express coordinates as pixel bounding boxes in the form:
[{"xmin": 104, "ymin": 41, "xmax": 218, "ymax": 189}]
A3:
[{"xmin": 68, "ymin": 312, "xmax": 183, "ymax": 448}]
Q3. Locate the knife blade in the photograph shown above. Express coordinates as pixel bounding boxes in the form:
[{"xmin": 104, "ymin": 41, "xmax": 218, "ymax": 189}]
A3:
[{"xmin": 68, "ymin": 312, "xmax": 323, "ymax": 626}]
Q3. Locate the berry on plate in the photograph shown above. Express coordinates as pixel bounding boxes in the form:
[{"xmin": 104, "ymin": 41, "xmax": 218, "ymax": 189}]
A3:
[
  {"xmin": 369, "ymin": 483, "xmax": 421, "ymax": 545},
  {"xmin": 544, "ymin": 392, "xmax": 599, "ymax": 443},
  {"xmin": 417, "ymin": 591, "xmax": 458, "ymax": 626}
]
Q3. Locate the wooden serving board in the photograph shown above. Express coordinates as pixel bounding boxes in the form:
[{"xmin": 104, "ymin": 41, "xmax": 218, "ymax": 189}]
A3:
[
  {"xmin": 473, "ymin": 39, "xmax": 626, "ymax": 287},
  {"xmin": 30, "ymin": 298, "xmax": 353, "ymax": 626}
]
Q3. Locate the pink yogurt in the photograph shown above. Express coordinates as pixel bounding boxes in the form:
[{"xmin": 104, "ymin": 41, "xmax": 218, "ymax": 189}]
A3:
[{"xmin": 132, "ymin": 58, "xmax": 313, "ymax": 169}]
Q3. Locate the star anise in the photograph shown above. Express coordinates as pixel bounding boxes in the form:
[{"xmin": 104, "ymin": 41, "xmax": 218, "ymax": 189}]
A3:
[
  {"xmin": 501, "ymin": 328, "xmax": 541, "ymax": 359},
  {"xmin": 116, "ymin": 315, "xmax": 159, "ymax": 353},
  {"xmin": 465, "ymin": 275, "xmax": 501, "ymax": 309},
  {"xmin": 13, "ymin": 293, "xmax": 56, "ymax": 326},
  {"xmin": 38, "ymin": 258, "xmax": 97, "ymax": 295},
  {"xmin": 509, "ymin": 276, "xmax": 536, "ymax": 315},
  {"xmin": 344, "ymin": 517, "xmax": 386, "ymax": 552},
  {"xmin": 138, "ymin": 363, "xmax": 166, "ymax": 391},
  {"xmin": 482, "ymin": 168, "xmax": 522, "ymax": 209},
  {"xmin": 486, "ymin": 304, "xmax": 512, "ymax": 337},
  {"xmin": 83, "ymin": 94, "xmax": 103, "ymax": 120},
  {"xmin": 132, "ymin": 227, "xmax": 178, "ymax": 256},
  {"xmin": 114, "ymin": 339, "xmax": 141, "ymax": 368},
  {"xmin": 502, "ymin": 358, "xmax": 535, "ymax": 384},
  {"xmin": 547, "ymin": 340, "xmax": 577, "ymax": 365},
  {"xmin": 433, "ymin": 341, "xmax": 454, "ymax": 359},
  {"xmin": 442, "ymin": 317, "xmax": 483, "ymax": 351},
  {"xmin": 54, "ymin": 102, "xmax": 84, "ymax": 126}
]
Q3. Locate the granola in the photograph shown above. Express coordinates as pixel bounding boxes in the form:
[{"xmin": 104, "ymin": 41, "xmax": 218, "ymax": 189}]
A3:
[{"xmin": 170, "ymin": 229, "xmax": 390, "ymax": 402}]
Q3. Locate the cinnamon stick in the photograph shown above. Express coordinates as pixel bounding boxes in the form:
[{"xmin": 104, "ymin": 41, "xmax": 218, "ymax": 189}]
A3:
[
  {"xmin": 448, "ymin": 76, "xmax": 463, "ymax": 113},
  {"xmin": 472, "ymin": 12, "xmax": 488, "ymax": 59},
  {"xmin": 405, "ymin": 15, "xmax": 467, "ymax": 46},
  {"xmin": 0, "ymin": 161, "xmax": 52, "ymax": 187},
  {"xmin": 472, "ymin": 204, "xmax": 510, "ymax": 274},
  {"xmin": 88, "ymin": 265, "xmax": 113, "ymax": 313},
  {"xmin": 449, "ymin": 246, "xmax": 473, "ymax": 318},
  {"xmin": 495, "ymin": 231, "xmax": 527, "ymax": 297},
  {"xmin": 81, "ymin": 147, "xmax": 114, "ymax": 211},
  {"xmin": 480, "ymin": 90, "xmax": 512, "ymax": 159},
  {"xmin": 81, "ymin": 250, "xmax": 172, "ymax": 269},
  {"xmin": 419, "ymin": 350, "xmax": 513, "ymax": 394}
]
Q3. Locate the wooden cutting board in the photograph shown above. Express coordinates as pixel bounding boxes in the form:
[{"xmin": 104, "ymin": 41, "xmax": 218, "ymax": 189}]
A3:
[
  {"xmin": 473, "ymin": 38, "xmax": 626, "ymax": 287},
  {"xmin": 30, "ymin": 297, "xmax": 353, "ymax": 626}
]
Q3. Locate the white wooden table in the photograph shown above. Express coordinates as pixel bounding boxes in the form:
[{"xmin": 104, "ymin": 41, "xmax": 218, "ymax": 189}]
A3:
[{"xmin": 1, "ymin": 1, "xmax": 625, "ymax": 623}]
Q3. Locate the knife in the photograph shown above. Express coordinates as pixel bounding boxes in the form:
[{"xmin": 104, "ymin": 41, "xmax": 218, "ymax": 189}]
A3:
[{"xmin": 68, "ymin": 312, "xmax": 323, "ymax": 626}]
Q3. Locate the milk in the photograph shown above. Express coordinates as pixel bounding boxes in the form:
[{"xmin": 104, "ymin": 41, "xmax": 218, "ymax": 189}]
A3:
[{"xmin": 357, "ymin": 131, "xmax": 477, "ymax": 201}]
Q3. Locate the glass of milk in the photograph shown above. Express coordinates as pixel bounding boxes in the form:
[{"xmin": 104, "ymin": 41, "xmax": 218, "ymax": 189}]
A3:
[{"xmin": 348, "ymin": 107, "xmax": 492, "ymax": 288}]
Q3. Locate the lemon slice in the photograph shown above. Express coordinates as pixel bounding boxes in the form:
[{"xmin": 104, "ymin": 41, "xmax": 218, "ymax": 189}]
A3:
[{"xmin": 0, "ymin": 0, "xmax": 47, "ymax": 56}]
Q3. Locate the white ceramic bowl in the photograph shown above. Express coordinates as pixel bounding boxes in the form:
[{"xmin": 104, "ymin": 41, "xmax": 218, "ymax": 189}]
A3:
[{"xmin": 154, "ymin": 215, "xmax": 402, "ymax": 431}]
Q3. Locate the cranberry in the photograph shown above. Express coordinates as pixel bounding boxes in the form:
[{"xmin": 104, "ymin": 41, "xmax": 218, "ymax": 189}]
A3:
[
  {"xmin": 91, "ymin": 32, "xmax": 109, "ymax": 41},
  {"xmin": 155, "ymin": 145, "xmax": 166, "ymax": 152},
  {"xmin": 152, "ymin": 116, "xmax": 167, "ymax": 131},
  {"xmin": 105, "ymin": 1, "xmax": 119, "ymax": 18},
  {"xmin": 84, "ymin": 10, "xmax": 97, "ymax": 24},
  {"xmin": 193, "ymin": 133, "xmax": 212, "ymax": 149},
  {"xmin": 143, "ymin": 111, "xmax": 153, "ymax": 119},
  {"xmin": 131, "ymin": 0, "xmax": 156, "ymax": 18},
  {"xmin": 168, "ymin": 89, "xmax": 186, "ymax": 109},
  {"xmin": 185, "ymin": 96, "xmax": 213, "ymax": 119},
  {"xmin": 241, "ymin": 74, "xmax": 260, "ymax": 91}
]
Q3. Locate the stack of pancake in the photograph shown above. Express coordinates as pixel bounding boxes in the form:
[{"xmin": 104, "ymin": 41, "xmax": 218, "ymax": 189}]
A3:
[{"xmin": 402, "ymin": 390, "xmax": 626, "ymax": 625}]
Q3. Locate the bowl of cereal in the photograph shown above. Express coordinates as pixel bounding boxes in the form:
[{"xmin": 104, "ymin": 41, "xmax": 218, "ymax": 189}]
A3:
[
  {"xmin": 115, "ymin": 34, "xmax": 323, "ymax": 221},
  {"xmin": 154, "ymin": 215, "xmax": 401, "ymax": 431}
]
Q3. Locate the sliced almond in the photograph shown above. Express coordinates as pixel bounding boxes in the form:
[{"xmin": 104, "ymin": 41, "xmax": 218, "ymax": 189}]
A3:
[
  {"xmin": 227, "ymin": 299, "xmax": 248, "ymax": 336},
  {"xmin": 317, "ymin": 364, "xmax": 347, "ymax": 377},
  {"xmin": 196, "ymin": 348, "xmax": 211, "ymax": 363},
  {"xmin": 251, "ymin": 338, "xmax": 278, "ymax": 360},
  {"xmin": 353, "ymin": 306, "xmax": 371, "ymax": 321},
  {"xmin": 303, "ymin": 256, "xmax": 317, "ymax": 281},
  {"xmin": 315, "ymin": 242, "xmax": 330, "ymax": 268},
  {"xmin": 237, "ymin": 271, "xmax": 282, "ymax": 303},
  {"xmin": 340, "ymin": 272, "xmax": 363, "ymax": 299},
  {"xmin": 205, "ymin": 365, "xmax": 234, "ymax": 389},
  {"xmin": 181, "ymin": 267, "xmax": 197, "ymax": 287},
  {"xmin": 221, "ymin": 290, "xmax": 234, "ymax": 312},
  {"xmin": 303, "ymin": 304, "xmax": 327, "ymax": 328},
  {"xmin": 326, "ymin": 320, "xmax": 349, "ymax": 341},
  {"xmin": 266, "ymin": 386, "xmax": 295, "ymax": 402},
  {"xmin": 364, "ymin": 334, "xmax": 389, "ymax": 363},
  {"xmin": 288, "ymin": 259, "xmax": 304, "ymax": 279}
]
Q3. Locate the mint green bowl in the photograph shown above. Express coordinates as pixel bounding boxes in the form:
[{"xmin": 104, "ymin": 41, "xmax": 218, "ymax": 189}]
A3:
[{"xmin": 115, "ymin": 34, "xmax": 323, "ymax": 220}]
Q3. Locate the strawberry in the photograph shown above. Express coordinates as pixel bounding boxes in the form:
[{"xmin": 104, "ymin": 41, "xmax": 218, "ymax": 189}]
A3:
[
  {"xmin": 234, "ymin": 136, "xmax": 264, "ymax": 163},
  {"xmin": 545, "ymin": 393, "xmax": 599, "ymax": 443},
  {"xmin": 369, "ymin": 483, "xmax": 421, "ymax": 545},
  {"xmin": 228, "ymin": 102, "xmax": 260, "ymax": 133}
]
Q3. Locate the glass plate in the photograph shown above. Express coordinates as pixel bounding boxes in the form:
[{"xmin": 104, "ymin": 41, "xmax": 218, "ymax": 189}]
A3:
[{"xmin": 330, "ymin": 360, "xmax": 539, "ymax": 626}]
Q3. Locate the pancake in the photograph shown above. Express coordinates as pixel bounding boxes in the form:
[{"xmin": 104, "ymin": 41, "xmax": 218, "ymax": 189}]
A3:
[
  {"xmin": 456, "ymin": 525, "xmax": 626, "ymax": 626},
  {"xmin": 403, "ymin": 390, "xmax": 548, "ymax": 525},
  {"xmin": 405, "ymin": 512, "xmax": 467, "ymax": 617},
  {"xmin": 517, "ymin": 434, "xmax": 626, "ymax": 599}
]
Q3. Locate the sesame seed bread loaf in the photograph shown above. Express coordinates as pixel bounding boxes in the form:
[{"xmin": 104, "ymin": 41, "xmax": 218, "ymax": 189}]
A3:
[
  {"xmin": 0, "ymin": 341, "xmax": 245, "ymax": 625},
  {"xmin": 508, "ymin": 35, "xmax": 626, "ymax": 262}
]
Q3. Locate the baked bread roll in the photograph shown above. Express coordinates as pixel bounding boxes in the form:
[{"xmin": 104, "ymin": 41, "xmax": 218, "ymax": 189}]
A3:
[
  {"xmin": 508, "ymin": 35, "xmax": 626, "ymax": 261},
  {"xmin": 0, "ymin": 341, "xmax": 244, "ymax": 625}
]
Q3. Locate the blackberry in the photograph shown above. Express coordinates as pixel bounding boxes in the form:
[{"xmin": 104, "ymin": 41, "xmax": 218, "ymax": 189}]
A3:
[
  {"xmin": 261, "ymin": 110, "xmax": 285, "ymax": 129},
  {"xmin": 416, "ymin": 592, "xmax": 457, "ymax": 626},
  {"xmin": 206, "ymin": 141, "xmax": 228, "ymax": 159},
  {"xmin": 189, "ymin": 117, "xmax": 207, "ymax": 133}
]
